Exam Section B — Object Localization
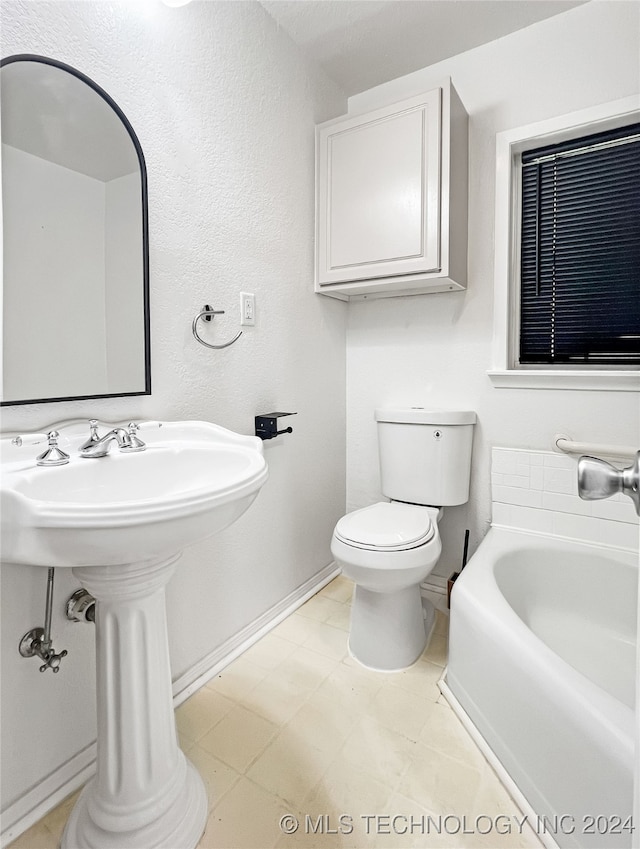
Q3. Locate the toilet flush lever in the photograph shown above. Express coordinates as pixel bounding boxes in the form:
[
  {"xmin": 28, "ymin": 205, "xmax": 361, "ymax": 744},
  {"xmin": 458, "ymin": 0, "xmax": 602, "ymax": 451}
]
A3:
[{"xmin": 577, "ymin": 451, "xmax": 639, "ymax": 515}]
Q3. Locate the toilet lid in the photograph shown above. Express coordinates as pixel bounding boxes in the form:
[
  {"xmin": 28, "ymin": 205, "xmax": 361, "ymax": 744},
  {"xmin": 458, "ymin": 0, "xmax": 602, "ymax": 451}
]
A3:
[{"xmin": 335, "ymin": 502, "xmax": 435, "ymax": 551}]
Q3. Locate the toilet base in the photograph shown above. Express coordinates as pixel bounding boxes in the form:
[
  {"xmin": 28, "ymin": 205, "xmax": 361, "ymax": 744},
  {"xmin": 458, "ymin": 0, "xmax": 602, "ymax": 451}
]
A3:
[{"xmin": 348, "ymin": 584, "xmax": 436, "ymax": 672}]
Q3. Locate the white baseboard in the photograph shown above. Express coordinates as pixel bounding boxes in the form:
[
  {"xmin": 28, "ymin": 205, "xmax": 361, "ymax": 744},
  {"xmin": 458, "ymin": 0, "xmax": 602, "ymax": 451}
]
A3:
[
  {"xmin": 171, "ymin": 562, "xmax": 340, "ymax": 706},
  {"xmin": 0, "ymin": 562, "xmax": 340, "ymax": 848},
  {"xmin": 0, "ymin": 745, "xmax": 97, "ymax": 848}
]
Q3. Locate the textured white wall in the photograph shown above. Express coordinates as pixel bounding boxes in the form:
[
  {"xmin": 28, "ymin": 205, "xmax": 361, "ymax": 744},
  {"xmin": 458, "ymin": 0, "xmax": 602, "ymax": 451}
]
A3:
[
  {"xmin": 0, "ymin": 0, "xmax": 346, "ymax": 819},
  {"xmin": 345, "ymin": 1, "xmax": 640, "ymax": 578}
]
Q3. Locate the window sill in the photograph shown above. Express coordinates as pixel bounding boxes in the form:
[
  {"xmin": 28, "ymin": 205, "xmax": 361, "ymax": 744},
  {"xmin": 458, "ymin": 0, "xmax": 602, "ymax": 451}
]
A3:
[{"xmin": 487, "ymin": 370, "xmax": 640, "ymax": 392}]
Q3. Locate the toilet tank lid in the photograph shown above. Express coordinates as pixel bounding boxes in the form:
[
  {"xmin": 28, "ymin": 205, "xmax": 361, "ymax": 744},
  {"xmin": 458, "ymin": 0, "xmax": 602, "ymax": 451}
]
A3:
[{"xmin": 375, "ymin": 408, "xmax": 476, "ymax": 425}]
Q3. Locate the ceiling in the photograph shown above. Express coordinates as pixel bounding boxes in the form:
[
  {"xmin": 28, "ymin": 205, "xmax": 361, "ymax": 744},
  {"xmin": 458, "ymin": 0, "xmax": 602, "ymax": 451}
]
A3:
[{"xmin": 260, "ymin": 0, "xmax": 587, "ymax": 96}]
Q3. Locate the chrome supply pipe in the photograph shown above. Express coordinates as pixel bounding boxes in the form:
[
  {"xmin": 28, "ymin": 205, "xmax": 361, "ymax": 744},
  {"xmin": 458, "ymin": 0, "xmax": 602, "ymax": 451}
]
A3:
[
  {"xmin": 42, "ymin": 567, "xmax": 55, "ymax": 655},
  {"xmin": 19, "ymin": 567, "xmax": 68, "ymax": 673}
]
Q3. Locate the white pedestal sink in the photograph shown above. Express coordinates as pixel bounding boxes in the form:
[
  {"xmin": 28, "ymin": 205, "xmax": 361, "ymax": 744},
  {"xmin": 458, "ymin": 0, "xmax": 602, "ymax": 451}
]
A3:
[{"xmin": 1, "ymin": 420, "xmax": 268, "ymax": 849}]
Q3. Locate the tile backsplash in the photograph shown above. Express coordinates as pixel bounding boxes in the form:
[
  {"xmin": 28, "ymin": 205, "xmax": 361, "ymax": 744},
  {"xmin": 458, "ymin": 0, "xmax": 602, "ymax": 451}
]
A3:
[{"xmin": 491, "ymin": 448, "xmax": 639, "ymax": 551}]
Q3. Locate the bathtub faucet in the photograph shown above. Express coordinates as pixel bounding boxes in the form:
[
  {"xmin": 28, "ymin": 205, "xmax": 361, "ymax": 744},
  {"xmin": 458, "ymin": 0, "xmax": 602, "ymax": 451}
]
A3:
[{"xmin": 577, "ymin": 451, "xmax": 639, "ymax": 516}]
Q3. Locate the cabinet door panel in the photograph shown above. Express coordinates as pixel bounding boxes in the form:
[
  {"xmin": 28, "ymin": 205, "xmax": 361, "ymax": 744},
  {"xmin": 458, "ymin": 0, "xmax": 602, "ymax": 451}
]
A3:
[
  {"xmin": 329, "ymin": 110, "xmax": 424, "ymax": 268},
  {"xmin": 317, "ymin": 89, "xmax": 441, "ymax": 285}
]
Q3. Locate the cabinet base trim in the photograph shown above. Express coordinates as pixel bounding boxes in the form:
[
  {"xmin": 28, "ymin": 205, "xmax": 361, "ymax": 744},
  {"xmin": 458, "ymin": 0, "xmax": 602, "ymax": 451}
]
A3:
[{"xmin": 316, "ymin": 274, "xmax": 465, "ymax": 300}]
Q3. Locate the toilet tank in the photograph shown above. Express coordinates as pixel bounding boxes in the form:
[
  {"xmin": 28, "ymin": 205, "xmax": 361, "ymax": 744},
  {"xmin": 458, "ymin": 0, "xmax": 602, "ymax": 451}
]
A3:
[{"xmin": 375, "ymin": 408, "xmax": 476, "ymax": 506}]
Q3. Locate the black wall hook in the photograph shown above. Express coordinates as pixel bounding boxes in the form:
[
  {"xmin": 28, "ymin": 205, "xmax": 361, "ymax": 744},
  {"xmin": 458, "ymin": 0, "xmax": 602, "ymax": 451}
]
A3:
[{"xmin": 255, "ymin": 412, "xmax": 297, "ymax": 440}]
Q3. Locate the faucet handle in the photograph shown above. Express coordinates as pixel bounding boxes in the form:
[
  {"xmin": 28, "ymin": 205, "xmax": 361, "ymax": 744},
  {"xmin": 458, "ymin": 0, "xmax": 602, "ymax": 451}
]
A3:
[
  {"xmin": 123, "ymin": 422, "xmax": 146, "ymax": 452},
  {"xmin": 39, "ymin": 648, "xmax": 68, "ymax": 674},
  {"xmin": 10, "ymin": 432, "xmax": 47, "ymax": 448},
  {"xmin": 36, "ymin": 431, "xmax": 70, "ymax": 467},
  {"xmin": 20, "ymin": 627, "xmax": 68, "ymax": 672}
]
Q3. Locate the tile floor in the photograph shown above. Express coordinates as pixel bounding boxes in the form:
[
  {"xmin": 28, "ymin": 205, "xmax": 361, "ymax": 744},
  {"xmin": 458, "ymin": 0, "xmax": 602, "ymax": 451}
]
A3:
[{"xmin": 9, "ymin": 576, "xmax": 542, "ymax": 849}]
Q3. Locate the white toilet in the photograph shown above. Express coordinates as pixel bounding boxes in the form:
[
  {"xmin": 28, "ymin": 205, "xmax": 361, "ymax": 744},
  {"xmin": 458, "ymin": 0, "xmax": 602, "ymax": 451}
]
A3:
[{"xmin": 331, "ymin": 408, "xmax": 476, "ymax": 672}]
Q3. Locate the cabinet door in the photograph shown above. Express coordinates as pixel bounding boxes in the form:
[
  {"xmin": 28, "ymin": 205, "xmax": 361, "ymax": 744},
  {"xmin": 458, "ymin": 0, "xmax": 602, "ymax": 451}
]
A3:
[{"xmin": 317, "ymin": 89, "xmax": 441, "ymax": 285}]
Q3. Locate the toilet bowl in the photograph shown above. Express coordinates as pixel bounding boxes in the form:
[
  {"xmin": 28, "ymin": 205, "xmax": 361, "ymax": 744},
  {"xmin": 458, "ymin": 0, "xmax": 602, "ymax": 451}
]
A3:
[
  {"xmin": 331, "ymin": 407, "xmax": 476, "ymax": 672},
  {"xmin": 331, "ymin": 503, "xmax": 442, "ymax": 671}
]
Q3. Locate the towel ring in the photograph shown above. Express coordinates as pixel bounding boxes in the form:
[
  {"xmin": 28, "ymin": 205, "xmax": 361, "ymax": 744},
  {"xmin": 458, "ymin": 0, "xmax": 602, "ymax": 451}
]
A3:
[{"xmin": 192, "ymin": 305, "xmax": 242, "ymax": 350}]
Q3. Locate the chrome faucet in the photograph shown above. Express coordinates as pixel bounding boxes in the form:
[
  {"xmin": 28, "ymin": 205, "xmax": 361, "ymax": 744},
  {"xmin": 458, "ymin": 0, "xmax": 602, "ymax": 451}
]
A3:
[
  {"xmin": 577, "ymin": 451, "xmax": 640, "ymax": 516},
  {"xmin": 79, "ymin": 422, "xmax": 146, "ymax": 458},
  {"xmin": 11, "ymin": 430, "xmax": 70, "ymax": 466}
]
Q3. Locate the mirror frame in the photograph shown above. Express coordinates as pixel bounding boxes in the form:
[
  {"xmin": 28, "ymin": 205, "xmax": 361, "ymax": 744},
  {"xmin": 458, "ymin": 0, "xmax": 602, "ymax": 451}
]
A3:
[{"xmin": 0, "ymin": 53, "xmax": 151, "ymax": 406}]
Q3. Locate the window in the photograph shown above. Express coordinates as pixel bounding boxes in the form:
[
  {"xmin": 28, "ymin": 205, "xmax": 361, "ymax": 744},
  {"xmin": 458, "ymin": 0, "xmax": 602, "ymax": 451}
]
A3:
[
  {"xmin": 490, "ymin": 98, "xmax": 640, "ymax": 391},
  {"xmin": 519, "ymin": 123, "xmax": 640, "ymax": 367}
]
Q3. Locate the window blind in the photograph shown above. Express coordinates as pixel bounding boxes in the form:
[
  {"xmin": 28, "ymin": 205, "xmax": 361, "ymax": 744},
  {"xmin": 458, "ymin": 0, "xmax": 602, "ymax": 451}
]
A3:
[{"xmin": 519, "ymin": 122, "xmax": 640, "ymax": 366}]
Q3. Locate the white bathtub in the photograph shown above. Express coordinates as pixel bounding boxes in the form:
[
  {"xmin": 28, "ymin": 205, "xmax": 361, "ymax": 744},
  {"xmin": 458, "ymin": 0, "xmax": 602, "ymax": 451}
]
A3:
[{"xmin": 446, "ymin": 527, "xmax": 637, "ymax": 849}]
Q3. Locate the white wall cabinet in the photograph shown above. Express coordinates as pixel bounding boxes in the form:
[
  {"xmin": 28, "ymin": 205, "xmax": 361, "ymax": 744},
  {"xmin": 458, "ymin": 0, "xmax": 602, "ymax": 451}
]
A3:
[{"xmin": 315, "ymin": 80, "xmax": 468, "ymax": 300}]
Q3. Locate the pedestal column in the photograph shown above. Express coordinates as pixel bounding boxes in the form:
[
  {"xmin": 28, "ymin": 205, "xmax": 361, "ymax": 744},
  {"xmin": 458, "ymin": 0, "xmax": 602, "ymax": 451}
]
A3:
[{"xmin": 62, "ymin": 556, "xmax": 207, "ymax": 849}]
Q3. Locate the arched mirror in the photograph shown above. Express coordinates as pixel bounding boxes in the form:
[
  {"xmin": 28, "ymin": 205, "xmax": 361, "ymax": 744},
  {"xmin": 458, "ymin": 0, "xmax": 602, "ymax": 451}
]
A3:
[{"xmin": 1, "ymin": 54, "xmax": 150, "ymax": 406}]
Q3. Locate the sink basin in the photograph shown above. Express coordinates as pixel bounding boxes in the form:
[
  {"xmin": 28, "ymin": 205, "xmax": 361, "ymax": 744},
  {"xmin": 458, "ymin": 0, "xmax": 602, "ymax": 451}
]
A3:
[
  {"xmin": 1, "ymin": 419, "xmax": 268, "ymax": 849},
  {"xmin": 1, "ymin": 420, "xmax": 268, "ymax": 568}
]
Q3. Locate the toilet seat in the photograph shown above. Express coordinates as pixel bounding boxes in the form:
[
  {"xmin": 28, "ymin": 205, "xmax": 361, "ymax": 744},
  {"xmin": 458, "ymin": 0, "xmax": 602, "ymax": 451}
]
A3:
[{"xmin": 334, "ymin": 502, "xmax": 435, "ymax": 552}]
